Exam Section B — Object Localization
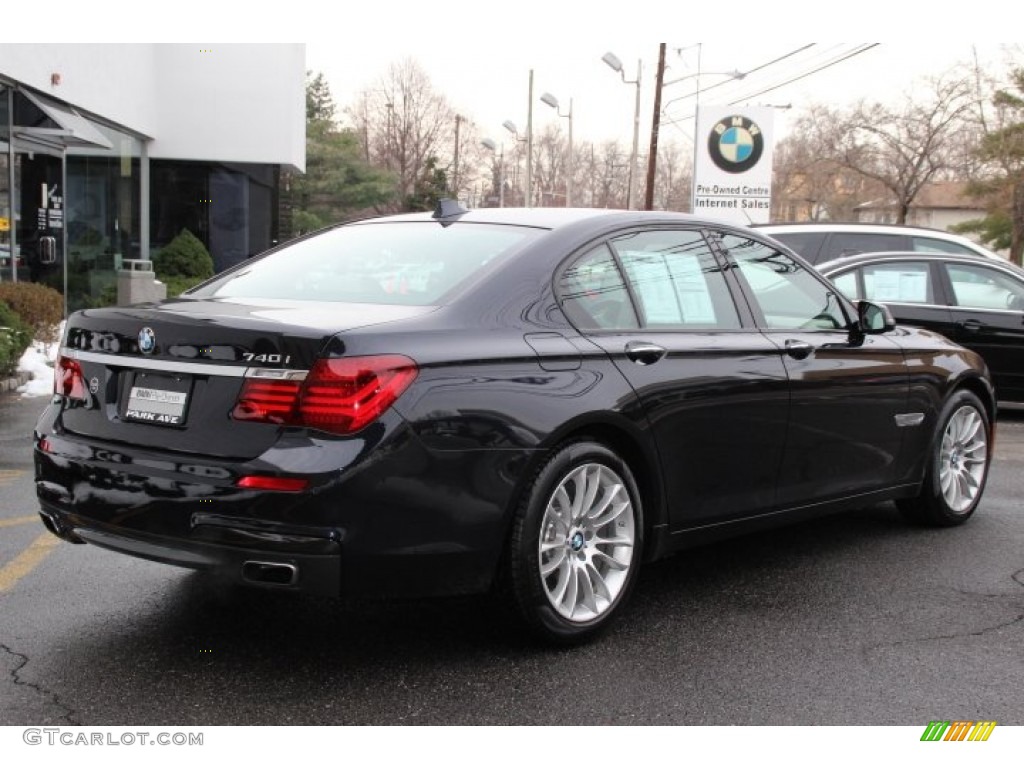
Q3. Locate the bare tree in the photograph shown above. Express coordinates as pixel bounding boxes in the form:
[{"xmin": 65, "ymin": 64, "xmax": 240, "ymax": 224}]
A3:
[
  {"xmin": 772, "ymin": 111, "xmax": 884, "ymax": 221},
  {"xmin": 821, "ymin": 74, "xmax": 975, "ymax": 223},
  {"xmin": 652, "ymin": 140, "xmax": 691, "ymax": 211},
  {"xmin": 346, "ymin": 59, "xmax": 456, "ymax": 211}
]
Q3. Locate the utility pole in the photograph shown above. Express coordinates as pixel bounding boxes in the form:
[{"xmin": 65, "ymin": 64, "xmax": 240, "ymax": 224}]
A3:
[
  {"xmin": 626, "ymin": 60, "xmax": 641, "ymax": 209},
  {"xmin": 644, "ymin": 44, "xmax": 666, "ymax": 211},
  {"xmin": 527, "ymin": 69, "xmax": 534, "ymax": 207},
  {"xmin": 453, "ymin": 114, "xmax": 462, "ymax": 198}
]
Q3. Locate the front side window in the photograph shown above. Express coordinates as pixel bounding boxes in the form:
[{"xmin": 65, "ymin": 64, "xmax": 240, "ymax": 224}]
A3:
[
  {"xmin": 861, "ymin": 261, "xmax": 934, "ymax": 304},
  {"xmin": 945, "ymin": 263, "xmax": 1024, "ymax": 311},
  {"xmin": 611, "ymin": 229, "xmax": 740, "ymax": 330},
  {"xmin": 189, "ymin": 221, "xmax": 542, "ymax": 306},
  {"xmin": 720, "ymin": 234, "xmax": 848, "ymax": 330}
]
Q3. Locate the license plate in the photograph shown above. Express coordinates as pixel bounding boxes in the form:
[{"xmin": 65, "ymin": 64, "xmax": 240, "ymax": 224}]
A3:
[{"xmin": 124, "ymin": 373, "xmax": 191, "ymax": 426}]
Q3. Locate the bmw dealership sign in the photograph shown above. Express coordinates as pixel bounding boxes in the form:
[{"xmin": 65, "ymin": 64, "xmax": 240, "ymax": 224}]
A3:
[{"xmin": 692, "ymin": 106, "xmax": 775, "ymax": 225}]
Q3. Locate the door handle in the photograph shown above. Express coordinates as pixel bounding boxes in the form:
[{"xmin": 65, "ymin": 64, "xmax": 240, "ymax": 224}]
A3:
[
  {"xmin": 960, "ymin": 319, "xmax": 983, "ymax": 333},
  {"xmin": 784, "ymin": 339, "xmax": 814, "ymax": 360},
  {"xmin": 625, "ymin": 341, "xmax": 667, "ymax": 366}
]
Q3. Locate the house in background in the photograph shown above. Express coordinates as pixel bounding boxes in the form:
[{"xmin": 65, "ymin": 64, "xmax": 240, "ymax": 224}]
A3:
[
  {"xmin": 854, "ymin": 180, "xmax": 992, "ymax": 235},
  {"xmin": 0, "ymin": 44, "xmax": 305, "ymax": 312}
]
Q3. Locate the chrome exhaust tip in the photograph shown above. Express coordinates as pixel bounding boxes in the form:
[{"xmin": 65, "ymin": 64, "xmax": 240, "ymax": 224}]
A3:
[
  {"xmin": 38, "ymin": 510, "xmax": 84, "ymax": 543},
  {"xmin": 241, "ymin": 560, "xmax": 299, "ymax": 586}
]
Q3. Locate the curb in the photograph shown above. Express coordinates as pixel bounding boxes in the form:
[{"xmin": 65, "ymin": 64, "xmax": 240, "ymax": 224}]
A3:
[{"xmin": 0, "ymin": 371, "xmax": 33, "ymax": 394}]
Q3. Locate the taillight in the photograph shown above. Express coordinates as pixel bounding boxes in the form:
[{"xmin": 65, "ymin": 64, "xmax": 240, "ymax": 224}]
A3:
[
  {"xmin": 236, "ymin": 475, "xmax": 309, "ymax": 492},
  {"xmin": 232, "ymin": 355, "xmax": 418, "ymax": 435},
  {"xmin": 54, "ymin": 355, "xmax": 88, "ymax": 401}
]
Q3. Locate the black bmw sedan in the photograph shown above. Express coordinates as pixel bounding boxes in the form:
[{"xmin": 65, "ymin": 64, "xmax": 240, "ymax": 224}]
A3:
[
  {"xmin": 35, "ymin": 205, "xmax": 995, "ymax": 643},
  {"xmin": 819, "ymin": 251, "xmax": 1024, "ymax": 403}
]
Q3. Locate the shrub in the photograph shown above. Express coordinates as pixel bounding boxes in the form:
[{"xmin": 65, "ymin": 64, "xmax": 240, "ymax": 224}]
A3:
[
  {"xmin": 153, "ymin": 228, "xmax": 214, "ymax": 280},
  {"xmin": 0, "ymin": 282, "xmax": 63, "ymax": 343},
  {"xmin": 0, "ymin": 300, "xmax": 33, "ymax": 376}
]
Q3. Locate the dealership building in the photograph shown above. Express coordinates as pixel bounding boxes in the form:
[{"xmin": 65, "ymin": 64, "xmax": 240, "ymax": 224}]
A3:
[{"xmin": 0, "ymin": 44, "xmax": 305, "ymax": 312}]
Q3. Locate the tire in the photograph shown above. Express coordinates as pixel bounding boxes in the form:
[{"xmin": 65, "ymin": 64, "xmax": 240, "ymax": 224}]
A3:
[
  {"xmin": 897, "ymin": 389, "xmax": 991, "ymax": 527},
  {"xmin": 503, "ymin": 440, "xmax": 643, "ymax": 644}
]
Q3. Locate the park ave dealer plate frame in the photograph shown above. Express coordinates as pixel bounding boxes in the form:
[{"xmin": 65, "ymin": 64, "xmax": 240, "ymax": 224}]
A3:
[{"xmin": 123, "ymin": 372, "xmax": 193, "ymax": 427}]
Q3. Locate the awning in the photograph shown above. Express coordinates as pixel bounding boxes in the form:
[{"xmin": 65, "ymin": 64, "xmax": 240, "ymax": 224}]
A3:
[{"xmin": 14, "ymin": 89, "xmax": 114, "ymax": 150}]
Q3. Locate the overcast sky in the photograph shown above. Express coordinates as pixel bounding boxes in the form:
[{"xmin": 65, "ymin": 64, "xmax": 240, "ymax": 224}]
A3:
[
  {"xmin": 307, "ymin": 40, "xmax": 1015, "ymax": 151},
  {"xmin": 20, "ymin": 0, "xmax": 1019, "ymax": 153}
]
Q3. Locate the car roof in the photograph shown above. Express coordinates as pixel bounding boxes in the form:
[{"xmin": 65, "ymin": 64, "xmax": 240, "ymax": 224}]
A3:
[
  {"xmin": 346, "ymin": 206, "xmax": 739, "ymax": 232},
  {"xmin": 756, "ymin": 221, "xmax": 966, "ymax": 237},
  {"xmin": 818, "ymin": 250, "xmax": 1024, "ymax": 277}
]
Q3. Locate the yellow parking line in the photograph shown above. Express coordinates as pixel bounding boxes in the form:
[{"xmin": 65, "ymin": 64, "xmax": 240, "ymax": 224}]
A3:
[
  {"xmin": 0, "ymin": 515, "xmax": 40, "ymax": 529},
  {"xmin": 0, "ymin": 533, "xmax": 60, "ymax": 593},
  {"xmin": 0, "ymin": 469, "xmax": 26, "ymax": 487}
]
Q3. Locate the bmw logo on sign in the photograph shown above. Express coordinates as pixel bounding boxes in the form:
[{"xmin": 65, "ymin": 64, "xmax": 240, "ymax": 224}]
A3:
[
  {"xmin": 708, "ymin": 115, "xmax": 764, "ymax": 174},
  {"xmin": 138, "ymin": 327, "xmax": 156, "ymax": 354}
]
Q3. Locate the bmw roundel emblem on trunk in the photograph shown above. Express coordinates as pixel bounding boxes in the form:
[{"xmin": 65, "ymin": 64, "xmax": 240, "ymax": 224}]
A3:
[{"xmin": 138, "ymin": 327, "xmax": 156, "ymax": 354}]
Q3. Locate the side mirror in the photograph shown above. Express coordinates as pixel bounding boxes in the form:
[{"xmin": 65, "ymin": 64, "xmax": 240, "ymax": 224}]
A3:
[{"xmin": 858, "ymin": 300, "xmax": 895, "ymax": 333}]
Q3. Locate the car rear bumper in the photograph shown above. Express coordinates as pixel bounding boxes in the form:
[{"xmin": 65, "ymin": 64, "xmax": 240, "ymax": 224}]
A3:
[
  {"xmin": 38, "ymin": 502, "xmax": 342, "ymax": 595},
  {"xmin": 33, "ymin": 423, "xmax": 519, "ymax": 600}
]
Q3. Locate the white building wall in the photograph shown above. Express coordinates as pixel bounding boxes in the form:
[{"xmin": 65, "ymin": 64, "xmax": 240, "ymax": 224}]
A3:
[
  {"xmin": 0, "ymin": 43, "xmax": 305, "ymax": 171},
  {"xmin": 0, "ymin": 44, "xmax": 159, "ymax": 136},
  {"xmin": 149, "ymin": 44, "xmax": 305, "ymax": 171}
]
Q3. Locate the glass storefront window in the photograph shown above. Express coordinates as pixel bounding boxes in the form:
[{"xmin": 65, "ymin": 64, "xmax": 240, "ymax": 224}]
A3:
[{"xmin": 65, "ymin": 117, "xmax": 141, "ymax": 312}]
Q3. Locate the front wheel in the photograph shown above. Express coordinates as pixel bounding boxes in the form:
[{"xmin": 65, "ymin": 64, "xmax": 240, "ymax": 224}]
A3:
[
  {"xmin": 503, "ymin": 441, "xmax": 643, "ymax": 644},
  {"xmin": 898, "ymin": 389, "xmax": 991, "ymax": 526}
]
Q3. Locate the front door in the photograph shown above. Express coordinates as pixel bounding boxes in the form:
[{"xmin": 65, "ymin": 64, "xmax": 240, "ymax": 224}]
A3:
[{"xmin": 717, "ymin": 233, "xmax": 910, "ymax": 507}]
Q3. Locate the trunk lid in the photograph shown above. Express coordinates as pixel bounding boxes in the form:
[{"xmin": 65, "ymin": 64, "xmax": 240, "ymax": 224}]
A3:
[{"xmin": 58, "ymin": 297, "xmax": 434, "ymax": 458}]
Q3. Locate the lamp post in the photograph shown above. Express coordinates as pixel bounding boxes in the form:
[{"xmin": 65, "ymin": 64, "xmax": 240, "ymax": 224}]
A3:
[
  {"xmin": 503, "ymin": 119, "xmax": 530, "ymax": 207},
  {"xmin": 601, "ymin": 52, "xmax": 641, "ymax": 210},
  {"xmin": 481, "ymin": 138, "xmax": 505, "ymax": 208},
  {"xmin": 539, "ymin": 92, "xmax": 573, "ymax": 207}
]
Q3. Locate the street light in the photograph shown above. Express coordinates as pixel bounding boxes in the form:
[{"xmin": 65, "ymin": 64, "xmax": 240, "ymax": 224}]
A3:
[
  {"xmin": 500, "ymin": 70, "xmax": 535, "ymax": 206},
  {"xmin": 481, "ymin": 138, "xmax": 505, "ymax": 208},
  {"xmin": 602, "ymin": 51, "xmax": 641, "ymax": 210},
  {"xmin": 504, "ymin": 119, "xmax": 530, "ymax": 207},
  {"xmin": 539, "ymin": 92, "xmax": 573, "ymax": 207}
]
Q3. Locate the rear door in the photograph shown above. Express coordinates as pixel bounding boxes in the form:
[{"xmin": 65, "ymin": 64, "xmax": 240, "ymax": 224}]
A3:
[
  {"xmin": 838, "ymin": 258, "xmax": 958, "ymax": 340},
  {"xmin": 558, "ymin": 229, "xmax": 789, "ymax": 529},
  {"xmin": 939, "ymin": 260, "xmax": 1024, "ymax": 401}
]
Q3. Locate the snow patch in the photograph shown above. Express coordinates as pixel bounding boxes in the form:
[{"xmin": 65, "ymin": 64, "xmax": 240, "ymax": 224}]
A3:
[{"xmin": 16, "ymin": 321, "xmax": 64, "ymax": 398}]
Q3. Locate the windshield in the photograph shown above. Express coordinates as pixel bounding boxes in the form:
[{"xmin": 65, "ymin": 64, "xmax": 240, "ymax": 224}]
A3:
[{"xmin": 188, "ymin": 221, "xmax": 543, "ymax": 305}]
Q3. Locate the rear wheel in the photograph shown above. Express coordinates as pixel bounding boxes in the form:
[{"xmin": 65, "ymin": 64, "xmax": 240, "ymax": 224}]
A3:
[
  {"xmin": 504, "ymin": 441, "xmax": 643, "ymax": 644},
  {"xmin": 898, "ymin": 390, "xmax": 991, "ymax": 526}
]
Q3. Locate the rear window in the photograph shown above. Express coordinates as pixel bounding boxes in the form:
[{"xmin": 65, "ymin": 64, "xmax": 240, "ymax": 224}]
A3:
[
  {"xmin": 766, "ymin": 232, "xmax": 826, "ymax": 262},
  {"xmin": 189, "ymin": 221, "xmax": 543, "ymax": 305}
]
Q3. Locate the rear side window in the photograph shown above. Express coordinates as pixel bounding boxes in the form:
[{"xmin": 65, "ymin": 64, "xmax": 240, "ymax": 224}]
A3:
[
  {"xmin": 558, "ymin": 245, "xmax": 639, "ymax": 330},
  {"xmin": 830, "ymin": 270, "xmax": 860, "ymax": 300},
  {"xmin": 824, "ymin": 233, "xmax": 906, "ymax": 260},
  {"xmin": 767, "ymin": 232, "xmax": 827, "ymax": 263},
  {"xmin": 189, "ymin": 222, "xmax": 542, "ymax": 305},
  {"xmin": 611, "ymin": 229, "xmax": 740, "ymax": 329},
  {"xmin": 861, "ymin": 261, "xmax": 934, "ymax": 304},
  {"xmin": 911, "ymin": 236, "xmax": 979, "ymax": 256}
]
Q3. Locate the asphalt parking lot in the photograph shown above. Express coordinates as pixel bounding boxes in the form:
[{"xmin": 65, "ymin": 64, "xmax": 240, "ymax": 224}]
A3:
[{"xmin": 1, "ymin": 391, "xmax": 1022, "ymax": 725}]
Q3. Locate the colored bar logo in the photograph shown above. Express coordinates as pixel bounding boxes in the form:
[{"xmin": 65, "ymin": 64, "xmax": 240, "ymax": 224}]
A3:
[{"xmin": 920, "ymin": 721, "xmax": 997, "ymax": 741}]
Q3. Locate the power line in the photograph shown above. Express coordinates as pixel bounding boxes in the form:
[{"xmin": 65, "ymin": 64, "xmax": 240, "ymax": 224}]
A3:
[{"xmin": 727, "ymin": 44, "xmax": 880, "ymax": 104}]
